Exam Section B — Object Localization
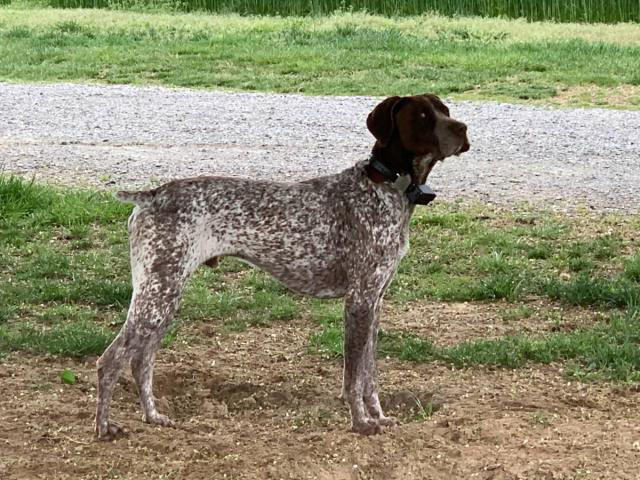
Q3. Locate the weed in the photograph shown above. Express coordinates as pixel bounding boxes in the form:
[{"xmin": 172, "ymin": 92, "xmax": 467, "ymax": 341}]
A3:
[
  {"xmin": 501, "ymin": 305, "xmax": 534, "ymax": 323},
  {"xmin": 412, "ymin": 396, "xmax": 434, "ymax": 421}
]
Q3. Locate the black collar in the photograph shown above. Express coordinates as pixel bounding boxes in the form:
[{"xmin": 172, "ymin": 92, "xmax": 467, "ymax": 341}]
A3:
[
  {"xmin": 369, "ymin": 157, "xmax": 400, "ymax": 183},
  {"xmin": 368, "ymin": 157, "xmax": 436, "ymax": 205}
]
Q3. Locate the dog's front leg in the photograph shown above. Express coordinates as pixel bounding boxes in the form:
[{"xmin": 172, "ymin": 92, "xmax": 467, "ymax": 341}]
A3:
[
  {"xmin": 342, "ymin": 290, "xmax": 387, "ymax": 435},
  {"xmin": 362, "ymin": 286, "xmax": 399, "ymax": 428}
]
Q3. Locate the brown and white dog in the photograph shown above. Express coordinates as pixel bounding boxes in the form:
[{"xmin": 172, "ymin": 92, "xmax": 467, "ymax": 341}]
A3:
[{"xmin": 95, "ymin": 94, "xmax": 469, "ymax": 439}]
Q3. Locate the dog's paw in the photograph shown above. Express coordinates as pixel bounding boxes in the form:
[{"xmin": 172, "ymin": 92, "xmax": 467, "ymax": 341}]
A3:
[
  {"xmin": 96, "ymin": 421, "xmax": 127, "ymax": 441},
  {"xmin": 378, "ymin": 415, "xmax": 399, "ymax": 428},
  {"xmin": 143, "ymin": 412, "xmax": 175, "ymax": 428},
  {"xmin": 351, "ymin": 419, "xmax": 383, "ymax": 436}
]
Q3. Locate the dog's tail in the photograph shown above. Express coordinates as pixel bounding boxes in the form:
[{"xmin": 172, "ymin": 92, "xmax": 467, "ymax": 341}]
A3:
[{"xmin": 114, "ymin": 190, "xmax": 155, "ymax": 207}]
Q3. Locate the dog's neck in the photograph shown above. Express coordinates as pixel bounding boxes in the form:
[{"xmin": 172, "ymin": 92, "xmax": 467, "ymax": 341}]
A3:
[
  {"xmin": 364, "ymin": 143, "xmax": 438, "ymax": 206},
  {"xmin": 365, "ymin": 143, "xmax": 438, "ymax": 185},
  {"xmin": 413, "ymin": 155, "xmax": 439, "ymax": 185},
  {"xmin": 364, "ymin": 143, "xmax": 414, "ymax": 184}
]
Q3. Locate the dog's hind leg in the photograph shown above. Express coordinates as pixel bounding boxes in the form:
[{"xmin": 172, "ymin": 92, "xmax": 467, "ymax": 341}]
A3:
[
  {"xmin": 96, "ymin": 219, "xmax": 196, "ymax": 439},
  {"xmin": 129, "ymin": 289, "xmax": 181, "ymax": 428},
  {"xmin": 95, "ymin": 322, "xmax": 135, "ymax": 440},
  {"xmin": 131, "ymin": 348, "xmax": 173, "ymax": 427},
  {"xmin": 96, "ymin": 274, "xmax": 186, "ymax": 440}
]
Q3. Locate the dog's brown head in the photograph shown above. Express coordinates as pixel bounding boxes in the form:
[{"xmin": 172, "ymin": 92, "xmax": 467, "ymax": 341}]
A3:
[{"xmin": 366, "ymin": 94, "xmax": 469, "ymax": 183}]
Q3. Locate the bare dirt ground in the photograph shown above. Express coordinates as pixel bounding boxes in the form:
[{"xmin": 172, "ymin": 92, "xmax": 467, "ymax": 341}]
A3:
[{"xmin": 2, "ymin": 312, "xmax": 640, "ymax": 480}]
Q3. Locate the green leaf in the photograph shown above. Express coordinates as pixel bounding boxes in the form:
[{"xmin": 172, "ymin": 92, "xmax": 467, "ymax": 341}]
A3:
[{"xmin": 60, "ymin": 369, "xmax": 77, "ymax": 385}]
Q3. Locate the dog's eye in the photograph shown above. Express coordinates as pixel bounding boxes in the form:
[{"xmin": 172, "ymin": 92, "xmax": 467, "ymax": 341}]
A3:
[{"xmin": 420, "ymin": 112, "xmax": 427, "ymax": 118}]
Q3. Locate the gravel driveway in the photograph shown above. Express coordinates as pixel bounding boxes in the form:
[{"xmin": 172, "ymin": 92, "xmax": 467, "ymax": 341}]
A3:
[{"xmin": 1, "ymin": 82, "xmax": 638, "ymax": 213}]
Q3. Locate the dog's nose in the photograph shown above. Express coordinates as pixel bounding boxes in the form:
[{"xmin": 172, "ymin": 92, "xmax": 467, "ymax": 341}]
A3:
[{"xmin": 460, "ymin": 140, "xmax": 470, "ymax": 153}]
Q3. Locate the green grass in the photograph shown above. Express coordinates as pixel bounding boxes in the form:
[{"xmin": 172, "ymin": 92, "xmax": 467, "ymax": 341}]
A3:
[
  {"xmin": 32, "ymin": 0, "xmax": 640, "ymax": 24},
  {"xmin": 311, "ymin": 305, "xmax": 640, "ymax": 382},
  {"xmin": 501, "ymin": 305, "xmax": 534, "ymax": 323},
  {"xmin": 0, "ymin": 176, "xmax": 302, "ymax": 355},
  {"xmin": 181, "ymin": 268, "xmax": 300, "ymax": 331},
  {"xmin": 443, "ymin": 309, "xmax": 640, "ymax": 378},
  {"xmin": 3, "ymin": 176, "xmax": 640, "ymax": 383},
  {"xmin": 388, "ymin": 207, "xmax": 639, "ymax": 306},
  {"xmin": 1, "ymin": 9, "xmax": 640, "ymax": 106},
  {"xmin": 0, "ymin": 320, "xmax": 115, "ymax": 357}
]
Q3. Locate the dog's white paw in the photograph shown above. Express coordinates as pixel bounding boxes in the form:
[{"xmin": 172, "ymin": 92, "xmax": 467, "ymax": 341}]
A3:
[
  {"xmin": 351, "ymin": 419, "xmax": 383, "ymax": 436},
  {"xmin": 96, "ymin": 421, "xmax": 127, "ymax": 441},
  {"xmin": 143, "ymin": 412, "xmax": 175, "ymax": 428},
  {"xmin": 378, "ymin": 415, "xmax": 399, "ymax": 428}
]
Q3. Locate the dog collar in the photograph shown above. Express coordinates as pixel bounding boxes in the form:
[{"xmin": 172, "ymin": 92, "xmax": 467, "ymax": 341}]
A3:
[{"xmin": 368, "ymin": 157, "xmax": 436, "ymax": 206}]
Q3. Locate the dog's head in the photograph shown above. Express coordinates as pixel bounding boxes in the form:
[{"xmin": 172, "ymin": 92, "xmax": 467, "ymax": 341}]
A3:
[{"xmin": 367, "ymin": 94, "xmax": 470, "ymax": 182}]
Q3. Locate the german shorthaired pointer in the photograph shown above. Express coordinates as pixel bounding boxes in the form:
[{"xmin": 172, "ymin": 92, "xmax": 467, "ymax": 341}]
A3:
[{"xmin": 95, "ymin": 94, "xmax": 470, "ymax": 439}]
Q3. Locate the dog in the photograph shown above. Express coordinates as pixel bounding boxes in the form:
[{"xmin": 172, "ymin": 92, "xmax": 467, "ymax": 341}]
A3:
[{"xmin": 95, "ymin": 94, "xmax": 470, "ymax": 439}]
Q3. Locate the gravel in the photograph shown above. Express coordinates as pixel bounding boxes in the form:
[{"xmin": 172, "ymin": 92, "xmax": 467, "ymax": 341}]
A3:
[{"xmin": 1, "ymin": 82, "xmax": 638, "ymax": 213}]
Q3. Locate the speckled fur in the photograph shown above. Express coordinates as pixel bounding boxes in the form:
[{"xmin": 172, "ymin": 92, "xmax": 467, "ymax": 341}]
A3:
[{"xmin": 95, "ymin": 94, "xmax": 470, "ymax": 439}]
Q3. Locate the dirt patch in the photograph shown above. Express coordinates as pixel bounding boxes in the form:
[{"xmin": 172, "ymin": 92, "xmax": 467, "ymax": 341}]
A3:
[
  {"xmin": 383, "ymin": 299, "xmax": 603, "ymax": 346},
  {"xmin": 1, "ymin": 318, "xmax": 640, "ymax": 479},
  {"xmin": 545, "ymin": 84, "xmax": 640, "ymax": 109}
]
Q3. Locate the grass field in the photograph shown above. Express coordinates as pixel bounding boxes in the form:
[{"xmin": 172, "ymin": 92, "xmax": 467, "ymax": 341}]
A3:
[
  {"xmin": 2, "ymin": 176, "xmax": 640, "ymax": 382},
  {"xmin": 27, "ymin": 0, "xmax": 640, "ymax": 24},
  {"xmin": 1, "ymin": 8, "xmax": 640, "ymax": 106}
]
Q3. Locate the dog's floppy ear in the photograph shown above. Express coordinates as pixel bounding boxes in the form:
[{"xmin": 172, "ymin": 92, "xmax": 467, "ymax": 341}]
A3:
[
  {"xmin": 421, "ymin": 93, "xmax": 449, "ymax": 116},
  {"xmin": 366, "ymin": 96, "xmax": 408, "ymax": 147}
]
